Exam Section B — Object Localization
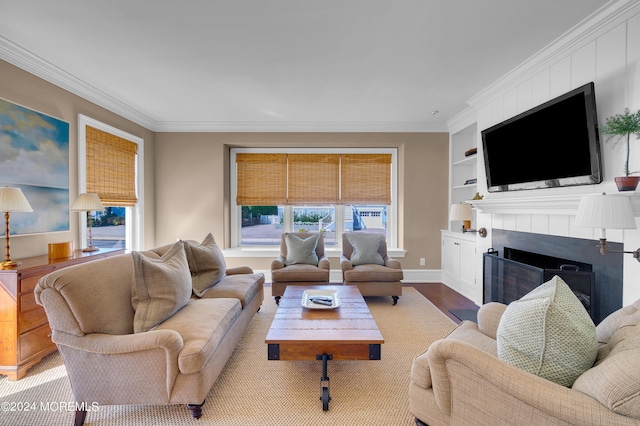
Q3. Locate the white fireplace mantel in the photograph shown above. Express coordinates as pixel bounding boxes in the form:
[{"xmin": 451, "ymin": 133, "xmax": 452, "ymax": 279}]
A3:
[{"xmin": 469, "ymin": 193, "xmax": 640, "ymax": 217}]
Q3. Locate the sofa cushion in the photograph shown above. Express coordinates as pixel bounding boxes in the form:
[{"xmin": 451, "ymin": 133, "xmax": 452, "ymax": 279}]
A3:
[
  {"xmin": 198, "ymin": 273, "xmax": 264, "ymax": 308},
  {"xmin": 132, "ymin": 241, "xmax": 193, "ymax": 333},
  {"xmin": 156, "ymin": 298, "xmax": 242, "ymax": 374},
  {"xmin": 183, "ymin": 233, "xmax": 227, "ymax": 297},
  {"xmin": 271, "ymin": 263, "xmax": 329, "ymax": 282},
  {"xmin": 346, "ymin": 233, "xmax": 385, "ymax": 266},
  {"xmin": 497, "ymin": 275, "xmax": 598, "ymax": 387},
  {"xmin": 344, "ymin": 264, "xmax": 403, "ymax": 282},
  {"xmin": 284, "ymin": 233, "xmax": 319, "ymax": 266},
  {"xmin": 572, "ymin": 301, "xmax": 640, "ymax": 418}
]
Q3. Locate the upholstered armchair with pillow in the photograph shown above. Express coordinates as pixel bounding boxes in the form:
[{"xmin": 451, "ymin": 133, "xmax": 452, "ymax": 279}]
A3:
[
  {"xmin": 340, "ymin": 232, "xmax": 403, "ymax": 304},
  {"xmin": 409, "ymin": 276, "xmax": 640, "ymax": 426},
  {"xmin": 271, "ymin": 232, "xmax": 330, "ymax": 304}
]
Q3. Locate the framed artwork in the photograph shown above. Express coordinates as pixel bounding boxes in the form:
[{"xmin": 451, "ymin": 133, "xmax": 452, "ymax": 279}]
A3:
[{"xmin": 0, "ymin": 98, "xmax": 70, "ymax": 235}]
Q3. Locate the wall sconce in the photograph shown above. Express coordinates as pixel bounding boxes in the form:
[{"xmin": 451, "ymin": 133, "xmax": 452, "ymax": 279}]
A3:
[
  {"xmin": 575, "ymin": 192, "xmax": 639, "ymax": 259},
  {"xmin": 0, "ymin": 187, "xmax": 33, "ymax": 269},
  {"xmin": 449, "ymin": 203, "xmax": 487, "ymax": 237},
  {"xmin": 71, "ymin": 193, "xmax": 104, "ymax": 252}
]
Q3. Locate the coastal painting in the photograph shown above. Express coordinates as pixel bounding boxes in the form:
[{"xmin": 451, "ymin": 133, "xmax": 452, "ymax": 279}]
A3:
[{"xmin": 0, "ymin": 98, "xmax": 70, "ymax": 235}]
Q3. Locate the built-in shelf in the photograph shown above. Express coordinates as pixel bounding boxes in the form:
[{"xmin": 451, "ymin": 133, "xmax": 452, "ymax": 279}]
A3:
[
  {"xmin": 469, "ymin": 193, "xmax": 640, "ymax": 216},
  {"xmin": 453, "ymin": 183, "xmax": 478, "ymax": 190},
  {"xmin": 452, "ymin": 155, "xmax": 477, "ymax": 167}
]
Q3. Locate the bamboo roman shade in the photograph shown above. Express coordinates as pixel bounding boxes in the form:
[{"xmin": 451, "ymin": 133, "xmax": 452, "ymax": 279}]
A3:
[
  {"xmin": 236, "ymin": 153, "xmax": 287, "ymax": 205},
  {"xmin": 236, "ymin": 153, "xmax": 392, "ymax": 205},
  {"xmin": 287, "ymin": 154, "xmax": 340, "ymax": 204},
  {"xmin": 85, "ymin": 126, "xmax": 138, "ymax": 207},
  {"xmin": 341, "ymin": 154, "xmax": 391, "ymax": 204}
]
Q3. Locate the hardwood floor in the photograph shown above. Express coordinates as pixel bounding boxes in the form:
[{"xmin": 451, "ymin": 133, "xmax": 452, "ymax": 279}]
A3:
[
  {"xmin": 265, "ymin": 283, "xmax": 478, "ymax": 324},
  {"xmin": 405, "ymin": 283, "xmax": 479, "ymax": 324}
]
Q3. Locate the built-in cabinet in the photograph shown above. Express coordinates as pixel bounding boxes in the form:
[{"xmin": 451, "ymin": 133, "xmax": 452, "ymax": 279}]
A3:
[
  {"xmin": 441, "ymin": 230, "xmax": 477, "ymax": 301},
  {"xmin": 0, "ymin": 248, "xmax": 124, "ymax": 380}
]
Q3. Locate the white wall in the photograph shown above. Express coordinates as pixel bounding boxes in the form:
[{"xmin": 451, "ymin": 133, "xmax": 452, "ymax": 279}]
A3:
[{"xmin": 458, "ymin": 2, "xmax": 640, "ymax": 306}]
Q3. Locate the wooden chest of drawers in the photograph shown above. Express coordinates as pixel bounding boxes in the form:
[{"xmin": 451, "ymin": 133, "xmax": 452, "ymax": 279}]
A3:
[{"xmin": 0, "ymin": 248, "xmax": 124, "ymax": 380}]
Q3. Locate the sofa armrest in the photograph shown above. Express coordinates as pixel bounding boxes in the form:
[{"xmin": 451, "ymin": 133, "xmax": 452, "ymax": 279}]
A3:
[
  {"xmin": 426, "ymin": 338, "xmax": 614, "ymax": 424},
  {"xmin": 340, "ymin": 255, "xmax": 353, "ymax": 272},
  {"xmin": 226, "ymin": 266, "xmax": 254, "ymax": 275},
  {"xmin": 318, "ymin": 254, "xmax": 330, "ymax": 270},
  {"xmin": 271, "ymin": 256, "xmax": 285, "ymax": 271},
  {"xmin": 477, "ymin": 302, "xmax": 507, "ymax": 339},
  {"xmin": 384, "ymin": 256, "xmax": 401, "ymax": 269},
  {"xmin": 53, "ymin": 329, "xmax": 184, "ymax": 355}
]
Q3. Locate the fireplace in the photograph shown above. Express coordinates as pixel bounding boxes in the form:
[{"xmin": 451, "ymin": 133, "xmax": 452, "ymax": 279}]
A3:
[{"xmin": 483, "ymin": 229, "xmax": 624, "ymax": 324}]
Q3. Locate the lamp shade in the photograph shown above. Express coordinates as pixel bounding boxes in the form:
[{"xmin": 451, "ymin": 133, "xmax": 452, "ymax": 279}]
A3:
[
  {"xmin": 449, "ymin": 203, "xmax": 473, "ymax": 221},
  {"xmin": 0, "ymin": 187, "xmax": 33, "ymax": 212},
  {"xmin": 575, "ymin": 193, "xmax": 636, "ymax": 229},
  {"xmin": 71, "ymin": 193, "xmax": 104, "ymax": 212}
]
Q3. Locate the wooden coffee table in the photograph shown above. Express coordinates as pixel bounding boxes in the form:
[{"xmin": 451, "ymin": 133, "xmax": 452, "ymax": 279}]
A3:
[{"xmin": 265, "ymin": 285, "xmax": 384, "ymax": 410}]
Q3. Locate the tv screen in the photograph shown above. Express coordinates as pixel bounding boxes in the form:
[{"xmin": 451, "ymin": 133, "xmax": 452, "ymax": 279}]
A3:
[{"xmin": 481, "ymin": 82, "xmax": 602, "ymax": 192}]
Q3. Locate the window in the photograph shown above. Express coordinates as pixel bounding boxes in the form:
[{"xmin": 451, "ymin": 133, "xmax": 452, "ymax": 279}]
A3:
[
  {"xmin": 77, "ymin": 115, "xmax": 144, "ymax": 251},
  {"xmin": 231, "ymin": 148, "xmax": 397, "ymax": 250}
]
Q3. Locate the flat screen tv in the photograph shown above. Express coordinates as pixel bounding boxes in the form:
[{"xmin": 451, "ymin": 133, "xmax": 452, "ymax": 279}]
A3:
[{"xmin": 481, "ymin": 82, "xmax": 602, "ymax": 192}]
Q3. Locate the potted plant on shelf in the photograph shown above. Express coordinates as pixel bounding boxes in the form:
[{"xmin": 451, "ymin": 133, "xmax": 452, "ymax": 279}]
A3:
[{"xmin": 601, "ymin": 108, "xmax": 640, "ymax": 191}]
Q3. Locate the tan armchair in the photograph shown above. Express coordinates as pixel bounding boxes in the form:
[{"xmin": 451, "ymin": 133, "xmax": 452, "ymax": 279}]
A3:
[
  {"xmin": 409, "ymin": 300, "xmax": 640, "ymax": 426},
  {"xmin": 271, "ymin": 232, "xmax": 330, "ymax": 304},
  {"xmin": 340, "ymin": 232, "xmax": 402, "ymax": 304}
]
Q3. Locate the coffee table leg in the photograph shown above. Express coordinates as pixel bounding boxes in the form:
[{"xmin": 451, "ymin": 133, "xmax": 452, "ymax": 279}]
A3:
[{"xmin": 317, "ymin": 353, "xmax": 333, "ymax": 411}]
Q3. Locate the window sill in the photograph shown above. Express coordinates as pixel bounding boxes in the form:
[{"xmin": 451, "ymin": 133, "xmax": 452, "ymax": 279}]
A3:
[{"xmin": 223, "ymin": 247, "xmax": 407, "ymax": 258}]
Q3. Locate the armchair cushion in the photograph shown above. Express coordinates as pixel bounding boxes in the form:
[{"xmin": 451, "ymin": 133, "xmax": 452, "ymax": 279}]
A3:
[
  {"xmin": 284, "ymin": 232, "xmax": 319, "ymax": 266},
  {"xmin": 345, "ymin": 232, "xmax": 385, "ymax": 265},
  {"xmin": 497, "ymin": 275, "xmax": 598, "ymax": 387},
  {"xmin": 132, "ymin": 241, "xmax": 193, "ymax": 333},
  {"xmin": 183, "ymin": 233, "xmax": 227, "ymax": 297}
]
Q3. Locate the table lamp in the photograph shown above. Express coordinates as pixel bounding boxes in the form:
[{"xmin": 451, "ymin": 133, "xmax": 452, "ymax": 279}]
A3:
[
  {"xmin": 0, "ymin": 187, "xmax": 33, "ymax": 268},
  {"xmin": 71, "ymin": 193, "xmax": 104, "ymax": 252},
  {"xmin": 575, "ymin": 192, "xmax": 638, "ymax": 258}
]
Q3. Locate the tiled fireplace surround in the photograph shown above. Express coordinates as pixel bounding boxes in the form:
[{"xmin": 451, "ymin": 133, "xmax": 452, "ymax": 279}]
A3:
[{"xmin": 472, "ymin": 194, "xmax": 640, "ymax": 324}]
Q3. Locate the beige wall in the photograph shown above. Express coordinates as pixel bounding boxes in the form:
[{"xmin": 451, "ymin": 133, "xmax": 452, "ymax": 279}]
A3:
[
  {"xmin": 0, "ymin": 60, "xmax": 156, "ymax": 258},
  {"xmin": 154, "ymin": 132, "xmax": 449, "ymax": 270}
]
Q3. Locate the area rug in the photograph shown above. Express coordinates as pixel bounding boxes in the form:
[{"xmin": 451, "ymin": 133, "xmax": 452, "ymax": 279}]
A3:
[{"xmin": 0, "ymin": 287, "xmax": 456, "ymax": 426}]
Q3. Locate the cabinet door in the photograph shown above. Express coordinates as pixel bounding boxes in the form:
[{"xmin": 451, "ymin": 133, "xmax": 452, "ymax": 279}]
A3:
[
  {"xmin": 442, "ymin": 236, "xmax": 460, "ymax": 276},
  {"xmin": 458, "ymin": 240, "xmax": 476, "ymax": 287}
]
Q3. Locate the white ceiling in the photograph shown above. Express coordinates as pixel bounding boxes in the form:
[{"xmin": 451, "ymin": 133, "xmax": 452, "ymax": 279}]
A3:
[{"xmin": 0, "ymin": 0, "xmax": 608, "ymax": 132}]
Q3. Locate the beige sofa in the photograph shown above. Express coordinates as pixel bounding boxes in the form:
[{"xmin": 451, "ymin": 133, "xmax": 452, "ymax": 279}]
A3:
[
  {"xmin": 35, "ymin": 239, "xmax": 264, "ymax": 426},
  {"xmin": 409, "ymin": 300, "xmax": 640, "ymax": 426}
]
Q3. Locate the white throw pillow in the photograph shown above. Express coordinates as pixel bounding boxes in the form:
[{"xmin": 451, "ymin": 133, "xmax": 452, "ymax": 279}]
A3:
[
  {"xmin": 497, "ymin": 275, "xmax": 598, "ymax": 387},
  {"xmin": 347, "ymin": 233, "xmax": 385, "ymax": 266},
  {"xmin": 284, "ymin": 233, "xmax": 319, "ymax": 266}
]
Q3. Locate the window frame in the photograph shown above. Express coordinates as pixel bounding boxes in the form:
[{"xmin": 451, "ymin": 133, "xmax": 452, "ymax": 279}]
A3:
[
  {"xmin": 77, "ymin": 114, "xmax": 144, "ymax": 251},
  {"xmin": 230, "ymin": 147, "xmax": 398, "ymax": 252}
]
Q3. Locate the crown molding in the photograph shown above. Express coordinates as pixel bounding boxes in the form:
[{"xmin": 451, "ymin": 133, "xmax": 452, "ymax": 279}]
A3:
[
  {"xmin": 0, "ymin": 36, "xmax": 158, "ymax": 130},
  {"xmin": 151, "ymin": 120, "xmax": 448, "ymax": 133},
  {"xmin": 466, "ymin": 0, "xmax": 640, "ymax": 109}
]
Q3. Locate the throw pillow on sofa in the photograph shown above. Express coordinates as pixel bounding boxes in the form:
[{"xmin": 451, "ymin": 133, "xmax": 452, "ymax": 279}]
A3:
[
  {"xmin": 347, "ymin": 232, "xmax": 385, "ymax": 266},
  {"xmin": 497, "ymin": 275, "xmax": 598, "ymax": 387},
  {"xmin": 284, "ymin": 233, "xmax": 319, "ymax": 266},
  {"xmin": 183, "ymin": 233, "xmax": 227, "ymax": 297},
  {"xmin": 132, "ymin": 240, "xmax": 192, "ymax": 333}
]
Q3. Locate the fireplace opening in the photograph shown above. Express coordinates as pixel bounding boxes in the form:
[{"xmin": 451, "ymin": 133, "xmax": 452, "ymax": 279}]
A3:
[
  {"xmin": 484, "ymin": 250, "xmax": 595, "ymax": 320},
  {"xmin": 485, "ymin": 229, "xmax": 624, "ymax": 324}
]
